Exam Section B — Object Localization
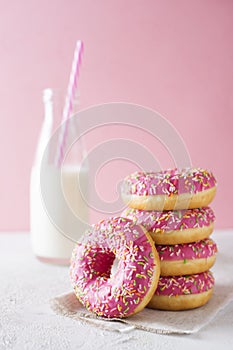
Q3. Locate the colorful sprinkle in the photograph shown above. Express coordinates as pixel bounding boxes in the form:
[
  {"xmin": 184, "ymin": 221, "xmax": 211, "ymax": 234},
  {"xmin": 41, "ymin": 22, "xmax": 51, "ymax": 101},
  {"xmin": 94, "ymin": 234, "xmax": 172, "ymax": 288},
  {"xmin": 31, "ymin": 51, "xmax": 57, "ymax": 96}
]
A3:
[
  {"xmin": 155, "ymin": 271, "xmax": 214, "ymax": 296},
  {"xmin": 122, "ymin": 207, "xmax": 215, "ymax": 233},
  {"xmin": 121, "ymin": 168, "xmax": 217, "ymax": 197},
  {"xmin": 156, "ymin": 238, "xmax": 217, "ymax": 261}
]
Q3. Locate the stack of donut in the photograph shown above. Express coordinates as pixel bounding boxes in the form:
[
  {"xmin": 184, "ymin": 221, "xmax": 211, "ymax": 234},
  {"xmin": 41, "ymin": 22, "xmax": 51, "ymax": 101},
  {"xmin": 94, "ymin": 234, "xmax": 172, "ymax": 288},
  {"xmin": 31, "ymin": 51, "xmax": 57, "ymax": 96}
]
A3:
[
  {"xmin": 121, "ymin": 167, "xmax": 217, "ymax": 311},
  {"xmin": 70, "ymin": 167, "xmax": 217, "ymax": 318}
]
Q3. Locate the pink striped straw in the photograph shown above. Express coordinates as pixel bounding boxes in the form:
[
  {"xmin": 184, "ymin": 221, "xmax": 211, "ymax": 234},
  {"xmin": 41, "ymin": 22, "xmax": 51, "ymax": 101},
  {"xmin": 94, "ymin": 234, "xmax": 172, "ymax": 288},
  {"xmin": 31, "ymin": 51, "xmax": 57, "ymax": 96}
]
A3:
[{"xmin": 55, "ymin": 40, "xmax": 83, "ymax": 167}]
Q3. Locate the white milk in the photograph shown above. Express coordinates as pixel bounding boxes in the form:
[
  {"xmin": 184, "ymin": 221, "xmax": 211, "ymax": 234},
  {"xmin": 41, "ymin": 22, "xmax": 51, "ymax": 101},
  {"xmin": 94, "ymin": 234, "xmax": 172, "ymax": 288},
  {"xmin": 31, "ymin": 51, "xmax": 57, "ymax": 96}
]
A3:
[{"xmin": 30, "ymin": 164, "xmax": 89, "ymax": 264}]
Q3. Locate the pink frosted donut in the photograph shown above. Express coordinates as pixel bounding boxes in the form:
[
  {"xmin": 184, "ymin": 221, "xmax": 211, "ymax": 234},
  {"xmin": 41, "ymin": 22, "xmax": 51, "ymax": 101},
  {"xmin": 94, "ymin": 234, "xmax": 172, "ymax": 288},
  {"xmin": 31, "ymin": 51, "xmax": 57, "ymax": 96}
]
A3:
[
  {"xmin": 157, "ymin": 238, "xmax": 217, "ymax": 276},
  {"xmin": 70, "ymin": 217, "xmax": 160, "ymax": 318},
  {"xmin": 121, "ymin": 206, "xmax": 215, "ymax": 244},
  {"xmin": 121, "ymin": 168, "xmax": 217, "ymax": 210},
  {"xmin": 147, "ymin": 271, "xmax": 215, "ymax": 310}
]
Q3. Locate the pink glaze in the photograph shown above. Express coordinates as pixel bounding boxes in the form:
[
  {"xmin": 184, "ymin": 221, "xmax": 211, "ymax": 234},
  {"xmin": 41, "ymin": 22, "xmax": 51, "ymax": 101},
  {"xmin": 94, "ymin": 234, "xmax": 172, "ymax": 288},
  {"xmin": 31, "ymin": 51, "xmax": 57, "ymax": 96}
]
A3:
[
  {"xmin": 70, "ymin": 217, "xmax": 158, "ymax": 318},
  {"xmin": 155, "ymin": 271, "xmax": 214, "ymax": 296},
  {"xmin": 121, "ymin": 168, "xmax": 217, "ymax": 196},
  {"xmin": 156, "ymin": 238, "xmax": 217, "ymax": 262},
  {"xmin": 121, "ymin": 207, "xmax": 215, "ymax": 233}
]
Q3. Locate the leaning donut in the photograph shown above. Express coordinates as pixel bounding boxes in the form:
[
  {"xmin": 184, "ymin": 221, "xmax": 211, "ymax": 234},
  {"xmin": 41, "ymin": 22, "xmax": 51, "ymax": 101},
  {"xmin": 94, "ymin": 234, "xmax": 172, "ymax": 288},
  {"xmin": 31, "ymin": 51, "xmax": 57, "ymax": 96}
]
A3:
[
  {"xmin": 156, "ymin": 238, "xmax": 217, "ymax": 276},
  {"xmin": 121, "ymin": 207, "xmax": 215, "ymax": 245},
  {"xmin": 70, "ymin": 217, "xmax": 160, "ymax": 318},
  {"xmin": 121, "ymin": 168, "xmax": 217, "ymax": 210},
  {"xmin": 147, "ymin": 271, "xmax": 214, "ymax": 311}
]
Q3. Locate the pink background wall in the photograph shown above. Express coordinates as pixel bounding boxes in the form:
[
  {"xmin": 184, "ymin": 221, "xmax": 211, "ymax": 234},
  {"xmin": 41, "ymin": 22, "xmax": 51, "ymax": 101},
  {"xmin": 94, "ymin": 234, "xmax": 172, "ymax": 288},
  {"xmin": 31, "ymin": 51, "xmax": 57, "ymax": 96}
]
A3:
[{"xmin": 1, "ymin": 0, "xmax": 233, "ymax": 230}]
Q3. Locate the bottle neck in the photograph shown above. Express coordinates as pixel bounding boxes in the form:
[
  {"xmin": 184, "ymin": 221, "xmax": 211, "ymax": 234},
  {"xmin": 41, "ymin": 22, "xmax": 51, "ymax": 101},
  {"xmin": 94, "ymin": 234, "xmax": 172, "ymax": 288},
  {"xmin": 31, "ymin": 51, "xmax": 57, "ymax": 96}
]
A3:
[{"xmin": 34, "ymin": 88, "xmax": 86, "ymax": 168}]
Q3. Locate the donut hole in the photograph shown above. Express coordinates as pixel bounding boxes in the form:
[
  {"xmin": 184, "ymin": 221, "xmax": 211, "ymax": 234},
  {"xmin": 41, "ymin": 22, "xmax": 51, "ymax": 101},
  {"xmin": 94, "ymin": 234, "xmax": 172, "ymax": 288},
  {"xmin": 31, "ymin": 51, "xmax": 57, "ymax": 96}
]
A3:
[
  {"xmin": 92, "ymin": 249, "xmax": 115, "ymax": 278},
  {"xmin": 110, "ymin": 257, "xmax": 121, "ymax": 278}
]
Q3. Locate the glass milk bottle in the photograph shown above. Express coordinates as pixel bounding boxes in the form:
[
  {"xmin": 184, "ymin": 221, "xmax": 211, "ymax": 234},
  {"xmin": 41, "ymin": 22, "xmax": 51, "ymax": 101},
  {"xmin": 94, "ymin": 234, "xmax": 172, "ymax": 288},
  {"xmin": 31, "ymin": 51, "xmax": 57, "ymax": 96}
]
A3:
[{"xmin": 30, "ymin": 89, "xmax": 89, "ymax": 265}]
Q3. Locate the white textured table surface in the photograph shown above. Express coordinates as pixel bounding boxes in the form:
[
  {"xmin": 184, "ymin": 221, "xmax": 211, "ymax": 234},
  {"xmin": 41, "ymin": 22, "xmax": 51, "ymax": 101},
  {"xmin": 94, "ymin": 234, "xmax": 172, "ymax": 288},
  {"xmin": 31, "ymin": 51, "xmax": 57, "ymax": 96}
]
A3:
[{"xmin": 1, "ymin": 231, "xmax": 233, "ymax": 350}]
